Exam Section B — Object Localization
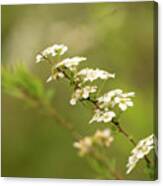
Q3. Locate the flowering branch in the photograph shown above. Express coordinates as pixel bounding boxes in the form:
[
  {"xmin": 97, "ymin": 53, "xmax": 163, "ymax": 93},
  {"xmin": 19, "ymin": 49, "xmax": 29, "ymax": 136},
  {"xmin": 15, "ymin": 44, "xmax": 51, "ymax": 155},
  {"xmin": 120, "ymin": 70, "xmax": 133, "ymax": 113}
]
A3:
[
  {"xmin": 126, "ymin": 134, "xmax": 155, "ymax": 175},
  {"xmin": 2, "ymin": 62, "xmax": 120, "ymax": 179},
  {"xmin": 74, "ymin": 129, "xmax": 123, "ymax": 179},
  {"xmin": 113, "ymin": 121, "xmax": 151, "ymax": 166},
  {"xmin": 36, "ymin": 43, "xmax": 155, "ymax": 178}
]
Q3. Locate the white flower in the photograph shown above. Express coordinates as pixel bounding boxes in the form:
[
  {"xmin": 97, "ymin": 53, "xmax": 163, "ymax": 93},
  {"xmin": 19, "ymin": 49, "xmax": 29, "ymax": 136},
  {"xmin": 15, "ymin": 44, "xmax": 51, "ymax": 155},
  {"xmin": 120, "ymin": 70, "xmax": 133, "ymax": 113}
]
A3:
[
  {"xmin": 93, "ymin": 129, "xmax": 114, "ymax": 147},
  {"xmin": 36, "ymin": 44, "xmax": 68, "ymax": 63},
  {"xmin": 97, "ymin": 89, "xmax": 135, "ymax": 111},
  {"xmin": 70, "ymin": 86, "xmax": 97, "ymax": 105},
  {"xmin": 55, "ymin": 57, "xmax": 87, "ymax": 71},
  {"xmin": 114, "ymin": 92, "xmax": 135, "ymax": 111},
  {"xmin": 70, "ymin": 98, "xmax": 77, "ymax": 106},
  {"xmin": 36, "ymin": 54, "xmax": 43, "ymax": 63},
  {"xmin": 46, "ymin": 71, "xmax": 65, "ymax": 82},
  {"xmin": 89, "ymin": 109, "xmax": 116, "ymax": 124},
  {"xmin": 126, "ymin": 134, "xmax": 155, "ymax": 174},
  {"xmin": 76, "ymin": 68, "xmax": 115, "ymax": 83},
  {"xmin": 97, "ymin": 89, "xmax": 123, "ymax": 109},
  {"xmin": 73, "ymin": 129, "xmax": 114, "ymax": 156},
  {"xmin": 52, "ymin": 44, "xmax": 68, "ymax": 55},
  {"xmin": 73, "ymin": 137, "xmax": 93, "ymax": 156},
  {"xmin": 126, "ymin": 156, "xmax": 139, "ymax": 174}
]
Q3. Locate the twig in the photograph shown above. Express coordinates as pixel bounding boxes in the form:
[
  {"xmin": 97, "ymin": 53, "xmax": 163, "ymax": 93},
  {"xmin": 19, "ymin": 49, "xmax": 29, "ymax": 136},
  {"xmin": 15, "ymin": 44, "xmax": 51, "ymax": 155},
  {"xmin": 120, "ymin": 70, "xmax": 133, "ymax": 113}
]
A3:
[
  {"xmin": 18, "ymin": 87, "xmax": 81, "ymax": 140},
  {"xmin": 59, "ymin": 70, "xmax": 152, "ymax": 169},
  {"xmin": 112, "ymin": 120, "xmax": 151, "ymax": 167},
  {"xmin": 44, "ymin": 103, "xmax": 81, "ymax": 140}
]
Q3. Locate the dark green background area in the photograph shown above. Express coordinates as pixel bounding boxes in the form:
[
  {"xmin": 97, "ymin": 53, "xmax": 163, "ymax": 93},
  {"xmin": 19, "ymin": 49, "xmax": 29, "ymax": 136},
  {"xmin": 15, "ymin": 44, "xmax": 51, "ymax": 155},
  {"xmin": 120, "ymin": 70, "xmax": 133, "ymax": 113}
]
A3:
[{"xmin": 1, "ymin": 2, "xmax": 157, "ymax": 180}]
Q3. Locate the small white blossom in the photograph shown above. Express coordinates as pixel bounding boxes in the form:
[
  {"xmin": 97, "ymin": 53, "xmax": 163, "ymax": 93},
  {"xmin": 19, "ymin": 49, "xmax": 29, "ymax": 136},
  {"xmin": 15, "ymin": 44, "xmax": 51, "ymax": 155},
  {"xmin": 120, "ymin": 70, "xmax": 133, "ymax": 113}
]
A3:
[
  {"xmin": 97, "ymin": 89, "xmax": 123, "ymax": 109},
  {"xmin": 114, "ymin": 92, "xmax": 135, "ymax": 111},
  {"xmin": 55, "ymin": 57, "xmax": 87, "ymax": 71},
  {"xmin": 89, "ymin": 109, "xmax": 116, "ymax": 124},
  {"xmin": 46, "ymin": 71, "xmax": 65, "ymax": 82},
  {"xmin": 74, "ymin": 129, "xmax": 114, "ymax": 156},
  {"xmin": 36, "ymin": 44, "xmax": 68, "ymax": 63},
  {"xmin": 52, "ymin": 44, "xmax": 68, "ymax": 55},
  {"xmin": 70, "ymin": 86, "xmax": 97, "ymax": 105},
  {"xmin": 126, "ymin": 134, "xmax": 155, "ymax": 174},
  {"xmin": 36, "ymin": 54, "xmax": 43, "ymax": 63},
  {"xmin": 73, "ymin": 137, "xmax": 93, "ymax": 156},
  {"xmin": 126, "ymin": 155, "xmax": 139, "ymax": 175},
  {"xmin": 93, "ymin": 129, "xmax": 114, "ymax": 147},
  {"xmin": 114, "ymin": 97, "xmax": 134, "ymax": 111},
  {"xmin": 97, "ymin": 89, "xmax": 135, "ymax": 112},
  {"xmin": 76, "ymin": 68, "xmax": 115, "ymax": 83}
]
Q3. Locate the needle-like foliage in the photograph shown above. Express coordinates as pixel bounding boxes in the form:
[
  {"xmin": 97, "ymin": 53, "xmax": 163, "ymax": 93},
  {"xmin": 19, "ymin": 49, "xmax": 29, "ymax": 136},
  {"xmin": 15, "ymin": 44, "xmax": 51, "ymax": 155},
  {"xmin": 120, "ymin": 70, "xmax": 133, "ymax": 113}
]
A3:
[{"xmin": 2, "ymin": 63, "xmax": 55, "ymax": 107}]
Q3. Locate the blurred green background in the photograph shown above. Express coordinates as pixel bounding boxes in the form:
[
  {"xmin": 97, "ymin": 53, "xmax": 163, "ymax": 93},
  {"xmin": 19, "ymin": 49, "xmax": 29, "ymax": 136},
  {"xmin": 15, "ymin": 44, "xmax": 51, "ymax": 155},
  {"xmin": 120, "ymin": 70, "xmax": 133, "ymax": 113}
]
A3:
[{"xmin": 1, "ymin": 2, "xmax": 156, "ymax": 180}]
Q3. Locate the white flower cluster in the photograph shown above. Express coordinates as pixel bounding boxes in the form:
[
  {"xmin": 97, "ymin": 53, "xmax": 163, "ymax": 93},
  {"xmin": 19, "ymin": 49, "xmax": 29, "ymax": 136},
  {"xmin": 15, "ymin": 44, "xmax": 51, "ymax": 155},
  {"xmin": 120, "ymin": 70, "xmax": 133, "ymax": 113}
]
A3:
[
  {"xmin": 73, "ymin": 129, "xmax": 113, "ymax": 156},
  {"xmin": 73, "ymin": 137, "xmax": 93, "ymax": 156},
  {"xmin": 93, "ymin": 129, "xmax": 114, "ymax": 147},
  {"xmin": 76, "ymin": 68, "xmax": 115, "ymax": 83},
  {"xmin": 89, "ymin": 109, "xmax": 116, "ymax": 124},
  {"xmin": 36, "ymin": 44, "xmax": 68, "ymax": 63},
  {"xmin": 89, "ymin": 90, "xmax": 134, "ymax": 124},
  {"xmin": 55, "ymin": 57, "xmax": 87, "ymax": 71},
  {"xmin": 70, "ymin": 86, "xmax": 97, "ymax": 105},
  {"xmin": 97, "ymin": 89, "xmax": 135, "ymax": 112},
  {"xmin": 36, "ymin": 44, "xmax": 135, "ymax": 126},
  {"xmin": 126, "ymin": 134, "xmax": 155, "ymax": 174}
]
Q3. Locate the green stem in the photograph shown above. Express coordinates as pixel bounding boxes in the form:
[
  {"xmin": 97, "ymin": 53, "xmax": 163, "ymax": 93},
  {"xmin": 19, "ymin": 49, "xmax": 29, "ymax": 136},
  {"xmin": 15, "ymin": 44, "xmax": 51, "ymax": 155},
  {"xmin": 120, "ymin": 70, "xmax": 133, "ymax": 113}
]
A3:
[{"xmin": 91, "ymin": 150, "xmax": 123, "ymax": 180}]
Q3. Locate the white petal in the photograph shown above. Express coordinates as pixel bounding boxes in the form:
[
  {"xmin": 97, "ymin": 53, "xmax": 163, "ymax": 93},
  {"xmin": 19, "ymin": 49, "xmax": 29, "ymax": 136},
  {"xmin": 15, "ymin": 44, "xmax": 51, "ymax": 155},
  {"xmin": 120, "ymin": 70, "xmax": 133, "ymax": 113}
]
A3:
[
  {"xmin": 126, "ymin": 101, "xmax": 134, "ymax": 107},
  {"xmin": 36, "ymin": 54, "xmax": 42, "ymax": 63},
  {"xmin": 46, "ymin": 76, "xmax": 53, "ymax": 83},
  {"xmin": 119, "ymin": 103, "xmax": 127, "ymax": 111},
  {"xmin": 70, "ymin": 99, "xmax": 77, "ymax": 105},
  {"xmin": 114, "ymin": 97, "xmax": 121, "ymax": 103}
]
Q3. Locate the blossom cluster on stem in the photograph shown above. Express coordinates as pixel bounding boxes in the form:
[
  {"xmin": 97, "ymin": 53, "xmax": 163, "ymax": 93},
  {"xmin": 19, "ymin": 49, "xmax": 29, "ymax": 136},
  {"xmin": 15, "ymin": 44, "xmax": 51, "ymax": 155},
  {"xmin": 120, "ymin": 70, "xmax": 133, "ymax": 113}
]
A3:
[
  {"xmin": 36, "ymin": 44, "xmax": 135, "ymax": 126},
  {"xmin": 36, "ymin": 44, "xmax": 155, "ymax": 177},
  {"xmin": 126, "ymin": 134, "xmax": 155, "ymax": 174},
  {"xmin": 36, "ymin": 44, "xmax": 68, "ymax": 63},
  {"xmin": 73, "ymin": 129, "xmax": 114, "ymax": 156}
]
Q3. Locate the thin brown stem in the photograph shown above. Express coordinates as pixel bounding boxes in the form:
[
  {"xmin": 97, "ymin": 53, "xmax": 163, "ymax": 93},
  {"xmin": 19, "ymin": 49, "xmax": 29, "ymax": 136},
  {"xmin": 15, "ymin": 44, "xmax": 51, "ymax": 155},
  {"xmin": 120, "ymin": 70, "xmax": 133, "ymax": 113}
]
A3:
[
  {"xmin": 44, "ymin": 101, "xmax": 122, "ymax": 179},
  {"xmin": 19, "ymin": 88, "xmax": 81, "ymax": 140},
  {"xmin": 112, "ymin": 121, "xmax": 151, "ymax": 167},
  {"xmin": 116, "ymin": 124, "xmax": 136, "ymax": 146},
  {"xmin": 86, "ymin": 95, "xmax": 152, "ymax": 169},
  {"xmin": 83, "ymin": 93, "xmax": 152, "ymax": 169},
  {"xmin": 51, "ymin": 65, "xmax": 152, "ymax": 174},
  {"xmin": 44, "ymin": 103, "xmax": 81, "ymax": 140},
  {"xmin": 39, "ymin": 53, "xmax": 52, "ymax": 65}
]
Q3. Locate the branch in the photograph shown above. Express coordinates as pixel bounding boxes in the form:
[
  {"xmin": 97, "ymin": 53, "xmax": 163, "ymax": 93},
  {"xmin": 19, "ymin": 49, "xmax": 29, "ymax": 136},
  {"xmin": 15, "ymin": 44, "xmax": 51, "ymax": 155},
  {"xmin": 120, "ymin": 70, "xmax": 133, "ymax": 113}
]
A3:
[
  {"xmin": 112, "ymin": 120, "xmax": 151, "ymax": 167},
  {"xmin": 57, "ymin": 70, "xmax": 152, "ymax": 169}
]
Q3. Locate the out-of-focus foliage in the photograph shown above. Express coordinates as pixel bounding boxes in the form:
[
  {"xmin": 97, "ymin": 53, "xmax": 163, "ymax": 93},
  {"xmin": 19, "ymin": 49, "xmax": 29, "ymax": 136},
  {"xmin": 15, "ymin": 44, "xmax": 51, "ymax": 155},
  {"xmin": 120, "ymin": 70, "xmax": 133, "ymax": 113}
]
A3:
[{"xmin": 2, "ymin": 64, "xmax": 55, "ymax": 107}]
